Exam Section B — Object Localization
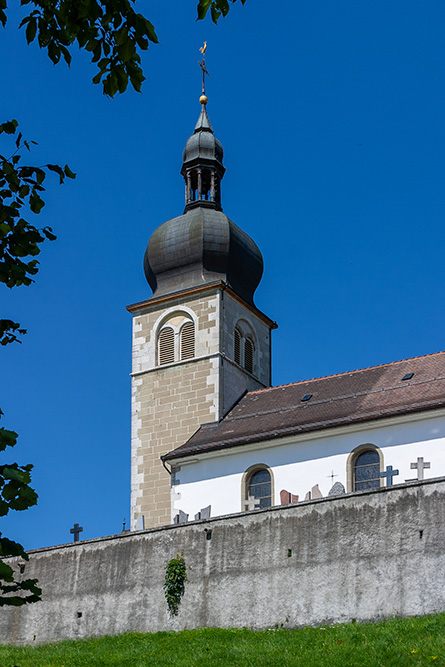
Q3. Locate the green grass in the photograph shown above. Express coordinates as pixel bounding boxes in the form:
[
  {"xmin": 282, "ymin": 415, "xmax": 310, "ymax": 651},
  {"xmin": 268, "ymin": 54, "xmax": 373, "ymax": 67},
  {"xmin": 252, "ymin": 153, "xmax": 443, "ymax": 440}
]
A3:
[{"xmin": 1, "ymin": 613, "xmax": 445, "ymax": 666}]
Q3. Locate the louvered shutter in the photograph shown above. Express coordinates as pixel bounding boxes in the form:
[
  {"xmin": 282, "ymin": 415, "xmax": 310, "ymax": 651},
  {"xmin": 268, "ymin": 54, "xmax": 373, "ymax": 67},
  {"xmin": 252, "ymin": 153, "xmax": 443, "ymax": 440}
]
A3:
[
  {"xmin": 234, "ymin": 329, "xmax": 241, "ymax": 365},
  {"xmin": 244, "ymin": 338, "xmax": 254, "ymax": 374},
  {"xmin": 159, "ymin": 327, "xmax": 175, "ymax": 365},
  {"xmin": 180, "ymin": 321, "xmax": 195, "ymax": 360}
]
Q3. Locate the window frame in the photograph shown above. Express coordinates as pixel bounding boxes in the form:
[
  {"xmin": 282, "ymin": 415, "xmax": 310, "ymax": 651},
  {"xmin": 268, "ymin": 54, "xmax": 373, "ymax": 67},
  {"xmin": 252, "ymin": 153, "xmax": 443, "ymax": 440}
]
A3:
[
  {"xmin": 233, "ymin": 320, "xmax": 256, "ymax": 377},
  {"xmin": 346, "ymin": 444, "xmax": 384, "ymax": 493},
  {"xmin": 156, "ymin": 312, "xmax": 196, "ymax": 367},
  {"xmin": 241, "ymin": 464, "xmax": 274, "ymax": 512}
]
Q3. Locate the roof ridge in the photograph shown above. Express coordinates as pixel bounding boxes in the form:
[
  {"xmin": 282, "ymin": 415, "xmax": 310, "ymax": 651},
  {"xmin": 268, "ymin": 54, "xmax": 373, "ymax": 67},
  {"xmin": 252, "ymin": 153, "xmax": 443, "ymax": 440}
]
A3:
[{"xmin": 247, "ymin": 350, "xmax": 445, "ymax": 395}]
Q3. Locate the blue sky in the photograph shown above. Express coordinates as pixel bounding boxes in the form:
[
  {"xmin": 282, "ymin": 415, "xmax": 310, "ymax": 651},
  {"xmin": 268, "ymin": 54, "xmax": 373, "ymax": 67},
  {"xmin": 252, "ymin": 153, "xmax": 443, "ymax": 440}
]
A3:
[{"xmin": 1, "ymin": 0, "xmax": 445, "ymax": 550}]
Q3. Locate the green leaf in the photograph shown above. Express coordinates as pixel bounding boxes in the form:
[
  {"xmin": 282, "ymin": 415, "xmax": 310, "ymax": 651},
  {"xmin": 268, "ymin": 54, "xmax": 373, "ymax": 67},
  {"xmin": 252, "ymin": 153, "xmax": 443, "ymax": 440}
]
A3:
[
  {"xmin": 2, "ymin": 467, "xmax": 28, "ymax": 483},
  {"xmin": 211, "ymin": 6, "xmax": 221, "ymax": 23},
  {"xmin": 104, "ymin": 72, "xmax": 119, "ymax": 98},
  {"xmin": 25, "ymin": 17, "xmax": 37, "ymax": 44},
  {"xmin": 0, "ymin": 428, "xmax": 18, "ymax": 450},
  {"xmin": 60, "ymin": 45, "xmax": 72, "ymax": 66},
  {"xmin": 42, "ymin": 226, "xmax": 56, "ymax": 241},
  {"xmin": 197, "ymin": 0, "xmax": 212, "ymax": 20},
  {"xmin": 64, "ymin": 164, "xmax": 76, "ymax": 179},
  {"xmin": 0, "ymin": 120, "xmax": 18, "ymax": 135},
  {"xmin": 141, "ymin": 17, "xmax": 158, "ymax": 44},
  {"xmin": 115, "ymin": 66, "xmax": 129, "ymax": 94},
  {"xmin": 29, "ymin": 191, "xmax": 45, "ymax": 214},
  {"xmin": 117, "ymin": 38, "xmax": 136, "ymax": 62},
  {"xmin": 46, "ymin": 163, "xmax": 65, "ymax": 183}
]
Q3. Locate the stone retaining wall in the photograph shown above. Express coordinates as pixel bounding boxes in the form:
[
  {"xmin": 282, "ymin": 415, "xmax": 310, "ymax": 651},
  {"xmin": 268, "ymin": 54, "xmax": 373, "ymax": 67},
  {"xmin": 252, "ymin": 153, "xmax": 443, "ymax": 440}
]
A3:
[{"xmin": 2, "ymin": 477, "xmax": 445, "ymax": 644}]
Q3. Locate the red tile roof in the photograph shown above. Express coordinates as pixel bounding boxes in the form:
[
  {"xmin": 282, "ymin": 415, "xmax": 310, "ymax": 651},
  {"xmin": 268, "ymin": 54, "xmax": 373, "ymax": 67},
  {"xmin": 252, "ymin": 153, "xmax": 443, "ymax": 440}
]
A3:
[{"xmin": 163, "ymin": 351, "xmax": 445, "ymax": 462}]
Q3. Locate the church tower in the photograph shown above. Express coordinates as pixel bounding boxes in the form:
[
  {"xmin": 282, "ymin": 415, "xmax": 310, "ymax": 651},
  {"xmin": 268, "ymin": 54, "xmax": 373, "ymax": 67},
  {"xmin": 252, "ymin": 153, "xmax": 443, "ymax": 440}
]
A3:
[{"xmin": 127, "ymin": 82, "xmax": 276, "ymax": 529}]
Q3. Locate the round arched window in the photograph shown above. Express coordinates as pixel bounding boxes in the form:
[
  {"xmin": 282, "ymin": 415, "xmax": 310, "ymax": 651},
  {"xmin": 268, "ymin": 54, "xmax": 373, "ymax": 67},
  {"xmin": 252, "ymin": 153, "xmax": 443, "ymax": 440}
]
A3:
[
  {"xmin": 353, "ymin": 450, "xmax": 380, "ymax": 491},
  {"xmin": 233, "ymin": 322, "xmax": 256, "ymax": 376},
  {"xmin": 157, "ymin": 313, "xmax": 195, "ymax": 366},
  {"xmin": 245, "ymin": 468, "xmax": 272, "ymax": 510}
]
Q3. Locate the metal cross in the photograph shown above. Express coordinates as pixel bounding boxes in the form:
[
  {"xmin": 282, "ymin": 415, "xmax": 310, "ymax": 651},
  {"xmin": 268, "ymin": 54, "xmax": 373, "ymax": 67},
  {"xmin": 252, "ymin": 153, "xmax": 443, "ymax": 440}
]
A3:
[
  {"xmin": 244, "ymin": 495, "xmax": 260, "ymax": 511},
  {"xmin": 380, "ymin": 465, "xmax": 399, "ymax": 486},
  {"xmin": 327, "ymin": 470, "xmax": 338, "ymax": 484},
  {"xmin": 70, "ymin": 523, "xmax": 83, "ymax": 542},
  {"xmin": 198, "ymin": 42, "xmax": 209, "ymax": 94},
  {"xmin": 410, "ymin": 457, "xmax": 431, "ymax": 481}
]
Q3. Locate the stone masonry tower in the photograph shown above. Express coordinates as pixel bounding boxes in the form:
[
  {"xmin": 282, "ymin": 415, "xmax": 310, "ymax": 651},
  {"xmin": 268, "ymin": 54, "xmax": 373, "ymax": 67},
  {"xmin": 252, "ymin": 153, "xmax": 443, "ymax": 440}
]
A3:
[{"xmin": 127, "ymin": 85, "xmax": 276, "ymax": 529}]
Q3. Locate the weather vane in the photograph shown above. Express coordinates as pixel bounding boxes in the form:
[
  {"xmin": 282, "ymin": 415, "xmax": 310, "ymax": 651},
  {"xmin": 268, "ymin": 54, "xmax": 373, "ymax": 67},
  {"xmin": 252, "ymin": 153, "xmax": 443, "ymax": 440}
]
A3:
[{"xmin": 198, "ymin": 41, "xmax": 209, "ymax": 97}]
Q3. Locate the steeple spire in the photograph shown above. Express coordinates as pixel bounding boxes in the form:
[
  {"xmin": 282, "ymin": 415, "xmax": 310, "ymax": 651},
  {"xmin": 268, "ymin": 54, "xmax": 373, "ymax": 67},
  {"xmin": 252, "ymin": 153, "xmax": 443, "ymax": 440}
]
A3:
[
  {"xmin": 180, "ymin": 43, "xmax": 225, "ymax": 212},
  {"xmin": 143, "ymin": 46, "xmax": 264, "ymax": 305}
]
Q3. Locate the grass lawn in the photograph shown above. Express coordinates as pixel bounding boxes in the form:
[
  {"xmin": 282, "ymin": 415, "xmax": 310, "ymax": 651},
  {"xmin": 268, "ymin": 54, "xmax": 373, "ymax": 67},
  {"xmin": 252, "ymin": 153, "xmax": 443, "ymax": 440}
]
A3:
[{"xmin": 0, "ymin": 613, "xmax": 444, "ymax": 666}]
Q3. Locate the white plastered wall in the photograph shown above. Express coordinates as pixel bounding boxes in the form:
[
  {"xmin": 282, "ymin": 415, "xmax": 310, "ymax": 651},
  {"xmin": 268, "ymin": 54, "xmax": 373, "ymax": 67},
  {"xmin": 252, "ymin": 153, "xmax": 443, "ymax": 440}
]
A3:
[{"xmin": 172, "ymin": 410, "xmax": 445, "ymax": 520}]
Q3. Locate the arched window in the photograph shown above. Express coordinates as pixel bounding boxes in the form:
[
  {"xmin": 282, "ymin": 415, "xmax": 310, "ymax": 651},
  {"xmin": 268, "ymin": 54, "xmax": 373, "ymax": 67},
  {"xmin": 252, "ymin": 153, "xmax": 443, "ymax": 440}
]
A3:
[
  {"xmin": 180, "ymin": 321, "xmax": 195, "ymax": 360},
  {"xmin": 353, "ymin": 450, "xmax": 381, "ymax": 491},
  {"xmin": 157, "ymin": 313, "xmax": 195, "ymax": 366},
  {"xmin": 234, "ymin": 321, "xmax": 256, "ymax": 376},
  {"xmin": 243, "ymin": 466, "xmax": 273, "ymax": 511},
  {"xmin": 158, "ymin": 326, "xmax": 174, "ymax": 365}
]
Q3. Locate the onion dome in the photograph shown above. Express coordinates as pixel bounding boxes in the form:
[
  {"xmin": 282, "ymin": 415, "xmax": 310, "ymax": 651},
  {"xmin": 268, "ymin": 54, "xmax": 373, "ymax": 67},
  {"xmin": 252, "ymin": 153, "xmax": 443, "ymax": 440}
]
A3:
[{"xmin": 144, "ymin": 97, "xmax": 263, "ymax": 306}]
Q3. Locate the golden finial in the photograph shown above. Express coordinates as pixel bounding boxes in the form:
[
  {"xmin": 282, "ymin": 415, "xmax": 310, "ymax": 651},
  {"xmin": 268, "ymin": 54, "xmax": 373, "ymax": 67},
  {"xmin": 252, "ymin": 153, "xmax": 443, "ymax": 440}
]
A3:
[{"xmin": 198, "ymin": 41, "xmax": 209, "ymax": 101}]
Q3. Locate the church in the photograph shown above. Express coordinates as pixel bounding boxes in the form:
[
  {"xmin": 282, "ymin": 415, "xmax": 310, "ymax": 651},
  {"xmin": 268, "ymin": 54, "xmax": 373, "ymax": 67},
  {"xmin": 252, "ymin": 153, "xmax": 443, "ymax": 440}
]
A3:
[
  {"xmin": 126, "ymin": 87, "xmax": 445, "ymax": 531},
  {"xmin": 3, "ymin": 72, "xmax": 445, "ymax": 646}
]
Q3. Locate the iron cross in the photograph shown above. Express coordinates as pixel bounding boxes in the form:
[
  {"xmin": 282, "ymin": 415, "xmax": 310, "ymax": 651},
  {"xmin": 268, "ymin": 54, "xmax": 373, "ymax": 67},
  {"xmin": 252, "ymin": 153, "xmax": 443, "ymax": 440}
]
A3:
[
  {"xmin": 198, "ymin": 42, "xmax": 209, "ymax": 94},
  {"xmin": 70, "ymin": 523, "xmax": 83, "ymax": 542},
  {"xmin": 410, "ymin": 457, "xmax": 431, "ymax": 481},
  {"xmin": 380, "ymin": 465, "xmax": 399, "ymax": 486}
]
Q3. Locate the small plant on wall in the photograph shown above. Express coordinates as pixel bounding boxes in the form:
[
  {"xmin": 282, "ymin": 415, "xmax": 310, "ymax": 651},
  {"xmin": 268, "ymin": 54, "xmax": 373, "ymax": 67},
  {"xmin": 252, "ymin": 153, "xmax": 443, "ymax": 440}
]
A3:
[{"xmin": 163, "ymin": 553, "xmax": 187, "ymax": 617}]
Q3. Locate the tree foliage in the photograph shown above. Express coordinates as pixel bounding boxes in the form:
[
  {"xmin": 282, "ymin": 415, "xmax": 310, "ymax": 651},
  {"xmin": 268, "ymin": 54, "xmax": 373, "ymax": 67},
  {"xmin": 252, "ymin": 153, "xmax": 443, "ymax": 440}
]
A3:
[
  {"xmin": 0, "ymin": 119, "xmax": 75, "ymax": 346},
  {"xmin": 1, "ymin": 0, "xmax": 158, "ymax": 97},
  {"xmin": 0, "ymin": 1, "xmax": 245, "ymax": 96},
  {"xmin": 0, "ymin": 120, "xmax": 74, "ymax": 604},
  {"xmin": 197, "ymin": 0, "xmax": 246, "ymax": 24},
  {"xmin": 0, "ymin": 415, "xmax": 41, "ymax": 606}
]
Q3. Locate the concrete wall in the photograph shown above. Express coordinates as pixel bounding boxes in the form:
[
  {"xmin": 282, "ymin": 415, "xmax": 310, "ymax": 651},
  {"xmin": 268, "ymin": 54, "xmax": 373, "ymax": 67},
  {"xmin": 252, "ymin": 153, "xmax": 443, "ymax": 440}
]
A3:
[
  {"xmin": 173, "ymin": 408, "xmax": 445, "ymax": 519},
  {"xmin": 2, "ymin": 477, "xmax": 445, "ymax": 645}
]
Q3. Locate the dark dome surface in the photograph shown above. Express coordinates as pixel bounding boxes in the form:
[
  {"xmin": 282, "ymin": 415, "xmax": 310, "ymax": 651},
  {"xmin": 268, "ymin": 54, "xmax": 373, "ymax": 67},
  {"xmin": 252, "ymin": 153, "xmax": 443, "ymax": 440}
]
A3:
[
  {"xmin": 144, "ymin": 207, "xmax": 263, "ymax": 305},
  {"xmin": 182, "ymin": 106, "xmax": 224, "ymax": 166},
  {"xmin": 183, "ymin": 130, "xmax": 223, "ymax": 165}
]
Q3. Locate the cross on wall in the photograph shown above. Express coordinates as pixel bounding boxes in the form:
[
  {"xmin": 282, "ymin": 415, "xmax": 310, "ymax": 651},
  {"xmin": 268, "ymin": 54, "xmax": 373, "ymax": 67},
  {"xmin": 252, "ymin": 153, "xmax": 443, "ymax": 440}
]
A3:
[
  {"xmin": 327, "ymin": 470, "xmax": 338, "ymax": 484},
  {"xmin": 244, "ymin": 496, "xmax": 260, "ymax": 511},
  {"xmin": 380, "ymin": 465, "xmax": 399, "ymax": 486},
  {"xmin": 70, "ymin": 523, "xmax": 83, "ymax": 542},
  {"xmin": 410, "ymin": 457, "xmax": 431, "ymax": 481}
]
